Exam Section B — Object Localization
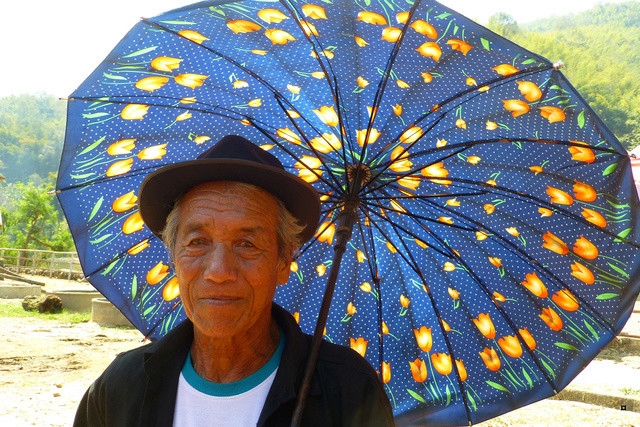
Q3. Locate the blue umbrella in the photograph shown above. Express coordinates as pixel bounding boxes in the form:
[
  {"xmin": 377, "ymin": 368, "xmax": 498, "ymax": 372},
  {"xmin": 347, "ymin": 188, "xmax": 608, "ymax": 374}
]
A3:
[{"xmin": 57, "ymin": 0, "xmax": 640, "ymax": 424}]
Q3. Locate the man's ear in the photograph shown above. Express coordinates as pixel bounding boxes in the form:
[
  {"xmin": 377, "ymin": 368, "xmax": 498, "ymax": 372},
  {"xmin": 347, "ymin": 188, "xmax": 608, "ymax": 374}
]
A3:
[{"xmin": 276, "ymin": 247, "xmax": 294, "ymax": 285}]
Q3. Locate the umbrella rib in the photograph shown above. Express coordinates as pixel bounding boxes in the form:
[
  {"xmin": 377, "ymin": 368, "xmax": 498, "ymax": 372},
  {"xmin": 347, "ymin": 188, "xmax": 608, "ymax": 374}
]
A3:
[
  {"xmin": 278, "ymin": 0, "xmax": 357, "ymax": 165},
  {"xmin": 363, "ymin": 201, "xmax": 473, "ymax": 423},
  {"xmin": 366, "ymin": 65, "xmax": 554, "ymax": 167},
  {"xmin": 364, "ymin": 191, "xmax": 487, "ymax": 201},
  {"xmin": 364, "ymin": 165, "xmax": 640, "ymax": 249},
  {"xmin": 413, "ymin": 194, "xmax": 618, "ymax": 337},
  {"xmin": 355, "ymin": 0, "xmax": 424, "ymax": 170},
  {"xmin": 370, "ymin": 138, "xmax": 621, "ymax": 173},
  {"xmin": 413, "ymin": 197, "xmax": 561, "ymax": 396},
  {"xmin": 272, "ymin": 96, "xmax": 346, "ymax": 190},
  {"xmin": 354, "ymin": 219, "xmax": 385, "ymax": 378},
  {"xmin": 140, "ymin": 18, "xmax": 341, "ymax": 153}
]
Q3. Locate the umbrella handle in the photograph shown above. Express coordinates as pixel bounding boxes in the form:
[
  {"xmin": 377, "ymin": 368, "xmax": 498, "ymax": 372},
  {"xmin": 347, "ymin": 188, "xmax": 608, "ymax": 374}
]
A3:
[{"xmin": 291, "ymin": 200, "xmax": 358, "ymax": 426}]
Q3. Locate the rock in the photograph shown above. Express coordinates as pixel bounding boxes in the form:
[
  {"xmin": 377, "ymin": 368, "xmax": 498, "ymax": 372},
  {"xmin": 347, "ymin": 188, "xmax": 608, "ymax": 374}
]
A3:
[
  {"xmin": 22, "ymin": 295, "xmax": 40, "ymax": 311},
  {"xmin": 38, "ymin": 295, "xmax": 63, "ymax": 313},
  {"xmin": 21, "ymin": 295, "xmax": 63, "ymax": 314}
]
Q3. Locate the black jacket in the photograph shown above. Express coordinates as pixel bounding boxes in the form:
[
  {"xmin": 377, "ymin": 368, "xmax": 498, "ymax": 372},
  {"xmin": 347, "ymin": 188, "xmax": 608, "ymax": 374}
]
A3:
[{"xmin": 74, "ymin": 304, "xmax": 395, "ymax": 426}]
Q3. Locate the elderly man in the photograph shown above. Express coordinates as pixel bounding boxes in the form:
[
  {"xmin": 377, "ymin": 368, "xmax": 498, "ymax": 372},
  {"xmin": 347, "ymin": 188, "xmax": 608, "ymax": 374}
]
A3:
[{"xmin": 74, "ymin": 135, "xmax": 394, "ymax": 426}]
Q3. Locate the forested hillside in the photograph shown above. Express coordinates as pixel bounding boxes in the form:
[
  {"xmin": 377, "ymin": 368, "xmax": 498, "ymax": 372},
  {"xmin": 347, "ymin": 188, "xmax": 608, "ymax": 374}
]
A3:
[
  {"xmin": 492, "ymin": 1, "xmax": 640, "ymax": 149},
  {"xmin": 0, "ymin": 95, "xmax": 65, "ymax": 183}
]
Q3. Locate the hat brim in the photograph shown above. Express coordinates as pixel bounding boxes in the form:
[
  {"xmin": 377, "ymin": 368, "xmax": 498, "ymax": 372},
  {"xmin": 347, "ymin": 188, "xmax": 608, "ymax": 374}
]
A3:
[{"xmin": 138, "ymin": 159, "xmax": 321, "ymax": 244}]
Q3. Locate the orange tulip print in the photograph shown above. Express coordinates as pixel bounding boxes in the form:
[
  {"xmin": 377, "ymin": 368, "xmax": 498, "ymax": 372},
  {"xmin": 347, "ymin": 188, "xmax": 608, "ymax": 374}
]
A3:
[
  {"xmin": 416, "ymin": 42, "xmax": 442, "ymax": 61},
  {"xmin": 539, "ymin": 208, "xmax": 553, "ymax": 217},
  {"xmin": 571, "ymin": 262, "xmax": 595, "ymax": 285},
  {"xmin": 121, "ymin": 104, "xmax": 149, "ymax": 120},
  {"xmin": 506, "ymin": 227, "xmax": 519, "ymax": 237},
  {"xmin": 552, "ymin": 289, "xmax": 580, "ymax": 312},
  {"xmin": 347, "ymin": 302, "xmax": 357, "ymax": 316},
  {"xmin": 519, "ymin": 328, "xmax": 536, "ymax": 351},
  {"xmin": 277, "ymin": 127, "xmax": 302, "ymax": 145},
  {"xmin": 456, "ymin": 119, "xmax": 467, "ymax": 129},
  {"xmin": 106, "ymin": 159, "xmax": 134, "ymax": 178},
  {"xmin": 573, "ymin": 181, "xmax": 597, "ymax": 202},
  {"xmin": 350, "ymin": 337, "xmax": 368, "ymax": 357},
  {"xmin": 122, "ymin": 212, "xmax": 144, "ymax": 235},
  {"xmin": 493, "ymin": 64, "xmax": 519, "ymax": 76},
  {"xmin": 127, "ymin": 239, "xmax": 150, "ymax": 255},
  {"xmin": 135, "ymin": 76, "xmax": 169, "ymax": 92},
  {"xmin": 444, "ymin": 262, "xmax": 456, "ymax": 272},
  {"xmin": 300, "ymin": 21, "xmax": 320, "ymax": 37},
  {"xmin": 484, "ymin": 204, "xmax": 495, "ymax": 214},
  {"xmin": 493, "ymin": 292, "xmax": 506, "ymax": 304},
  {"xmin": 447, "ymin": 39, "xmax": 473, "ymax": 55},
  {"xmin": 581, "ymin": 208, "xmax": 607, "ymax": 228},
  {"xmin": 546, "ymin": 186, "xmax": 574, "ymax": 205},
  {"xmin": 257, "ymin": 8, "xmax": 288, "ymax": 23},
  {"xmin": 302, "ymin": 4, "xmax": 327, "ymax": 19},
  {"xmin": 150, "ymin": 56, "xmax": 182, "ymax": 72},
  {"xmin": 316, "ymin": 264, "xmax": 326, "ymax": 276},
  {"xmin": 431, "ymin": 353, "xmax": 453, "ymax": 375},
  {"xmin": 542, "ymin": 231, "xmax": 569, "ymax": 255},
  {"xmin": 479, "ymin": 347, "xmax": 501, "ymax": 371},
  {"xmin": 265, "ymin": 29, "xmax": 296, "ymax": 45},
  {"xmin": 573, "ymin": 236, "xmax": 598, "ymax": 260},
  {"xmin": 422, "ymin": 163, "xmax": 451, "ymax": 186},
  {"xmin": 112, "ymin": 191, "xmax": 137, "ymax": 213},
  {"xmin": 540, "ymin": 307, "xmax": 563, "ymax": 331},
  {"xmin": 441, "ymin": 319, "xmax": 451, "ymax": 332},
  {"xmin": 455, "ymin": 360, "xmax": 468, "ymax": 381},
  {"xmin": 414, "ymin": 326, "xmax": 432, "ymax": 352},
  {"xmin": 473, "ymin": 313, "xmax": 496, "ymax": 339},
  {"xmin": 381, "ymin": 26, "xmax": 402, "ymax": 43},
  {"xmin": 194, "ymin": 136, "xmax": 210, "ymax": 145},
  {"xmin": 162, "ymin": 277, "xmax": 180, "ymax": 301},
  {"xmin": 176, "ymin": 112, "xmax": 192, "ymax": 122},
  {"xmin": 398, "ymin": 176, "xmax": 421, "ymax": 191},
  {"xmin": 382, "ymin": 322, "xmax": 389, "ymax": 335},
  {"xmin": 390, "ymin": 147, "xmax": 413, "ymax": 172},
  {"xmin": 316, "ymin": 221, "xmax": 335, "ymax": 245},
  {"xmin": 357, "ymin": 250, "xmax": 366, "ymax": 263},
  {"xmin": 517, "ymin": 81, "xmax": 542, "ymax": 102},
  {"xmin": 107, "ymin": 139, "xmax": 136, "ymax": 156},
  {"xmin": 178, "ymin": 30, "xmax": 208, "ymax": 44},
  {"xmin": 137, "ymin": 144, "xmax": 167, "ymax": 161},
  {"xmin": 410, "ymin": 359, "xmax": 428, "ymax": 382},
  {"xmin": 313, "ymin": 105, "xmax": 339, "ymax": 126},
  {"xmin": 248, "ymin": 99, "xmax": 262, "ymax": 107},
  {"xmin": 356, "ymin": 128, "xmax": 381, "ymax": 147},
  {"xmin": 569, "ymin": 146, "xmax": 595, "ymax": 163},
  {"xmin": 498, "ymin": 335, "xmax": 523, "ymax": 358},
  {"xmin": 175, "ymin": 74, "xmax": 208, "ymax": 89},
  {"xmin": 357, "ymin": 11, "xmax": 387, "ymax": 25},
  {"xmin": 503, "ymin": 100, "xmax": 530, "ymax": 118},
  {"xmin": 448, "ymin": 287, "xmax": 460, "ymax": 299},
  {"xmin": 400, "ymin": 126, "xmax": 424, "ymax": 144},
  {"xmin": 295, "ymin": 156, "xmax": 323, "ymax": 183},
  {"xmin": 540, "ymin": 106, "xmax": 566, "ymax": 123},
  {"xmin": 360, "ymin": 282, "xmax": 371, "ymax": 293},
  {"xmin": 410, "ymin": 20, "xmax": 437, "ymax": 39},
  {"xmin": 147, "ymin": 261, "xmax": 170, "ymax": 285},
  {"xmin": 397, "ymin": 293, "xmax": 411, "ymax": 309},
  {"xmin": 521, "ymin": 272, "xmax": 548, "ymax": 298},
  {"xmin": 382, "ymin": 362, "xmax": 391, "ymax": 384},
  {"xmin": 355, "ymin": 36, "xmax": 368, "ymax": 47}
]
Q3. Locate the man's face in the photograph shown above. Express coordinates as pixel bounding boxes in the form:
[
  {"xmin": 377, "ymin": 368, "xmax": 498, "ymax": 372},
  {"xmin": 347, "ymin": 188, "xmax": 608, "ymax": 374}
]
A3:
[{"xmin": 173, "ymin": 181, "xmax": 291, "ymax": 339}]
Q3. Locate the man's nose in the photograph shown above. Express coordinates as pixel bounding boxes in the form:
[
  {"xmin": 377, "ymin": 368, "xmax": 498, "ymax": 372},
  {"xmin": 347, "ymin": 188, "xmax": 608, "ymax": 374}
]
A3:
[{"xmin": 203, "ymin": 243, "xmax": 238, "ymax": 283}]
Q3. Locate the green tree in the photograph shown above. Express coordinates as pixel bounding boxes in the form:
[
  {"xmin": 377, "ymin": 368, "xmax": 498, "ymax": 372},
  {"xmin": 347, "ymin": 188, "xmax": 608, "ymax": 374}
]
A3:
[{"xmin": 488, "ymin": 12, "xmax": 520, "ymax": 37}]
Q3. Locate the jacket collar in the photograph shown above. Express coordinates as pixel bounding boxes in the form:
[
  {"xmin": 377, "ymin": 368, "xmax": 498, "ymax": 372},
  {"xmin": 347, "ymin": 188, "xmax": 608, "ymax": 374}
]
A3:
[{"xmin": 139, "ymin": 304, "xmax": 320, "ymax": 426}]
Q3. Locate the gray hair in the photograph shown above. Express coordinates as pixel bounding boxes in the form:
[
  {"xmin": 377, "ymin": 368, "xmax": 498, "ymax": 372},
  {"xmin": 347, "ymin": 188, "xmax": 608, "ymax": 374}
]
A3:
[{"xmin": 161, "ymin": 182, "xmax": 305, "ymax": 260}]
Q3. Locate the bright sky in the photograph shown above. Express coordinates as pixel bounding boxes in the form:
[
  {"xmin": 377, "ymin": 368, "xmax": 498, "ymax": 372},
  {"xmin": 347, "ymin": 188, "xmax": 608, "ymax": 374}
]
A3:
[{"xmin": 2, "ymin": 0, "xmax": 627, "ymax": 98}]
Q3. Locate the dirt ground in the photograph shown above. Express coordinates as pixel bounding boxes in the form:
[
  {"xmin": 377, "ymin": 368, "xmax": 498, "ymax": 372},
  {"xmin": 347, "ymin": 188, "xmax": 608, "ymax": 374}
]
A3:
[{"xmin": 1, "ymin": 275, "xmax": 639, "ymax": 426}]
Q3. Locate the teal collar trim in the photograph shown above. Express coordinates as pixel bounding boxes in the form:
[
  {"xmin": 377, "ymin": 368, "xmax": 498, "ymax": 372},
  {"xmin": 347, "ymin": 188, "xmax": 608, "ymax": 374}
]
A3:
[{"xmin": 181, "ymin": 329, "xmax": 284, "ymax": 397}]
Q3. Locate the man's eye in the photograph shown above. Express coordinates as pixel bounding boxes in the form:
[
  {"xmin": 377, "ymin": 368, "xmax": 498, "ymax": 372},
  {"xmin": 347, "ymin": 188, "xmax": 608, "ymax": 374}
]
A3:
[
  {"xmin": 188, "ymin": 238, "xmax": 207, "ymax": 246},
  {"xmin": 239, "ymin": 240, "xmax": 256, "ymax": 248}
]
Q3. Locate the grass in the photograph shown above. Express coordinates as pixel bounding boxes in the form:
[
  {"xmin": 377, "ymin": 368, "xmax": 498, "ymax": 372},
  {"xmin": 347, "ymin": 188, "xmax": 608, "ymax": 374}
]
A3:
[{"xmin": 0, "ymin": 299, "xmax": 91, "ymax": 323}]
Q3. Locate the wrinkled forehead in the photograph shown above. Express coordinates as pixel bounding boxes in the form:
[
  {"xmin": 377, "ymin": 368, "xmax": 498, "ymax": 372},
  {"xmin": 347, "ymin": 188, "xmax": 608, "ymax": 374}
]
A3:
[{"xmin": 178, "ymin": 181, "xmax": 280, "ymax": 229}]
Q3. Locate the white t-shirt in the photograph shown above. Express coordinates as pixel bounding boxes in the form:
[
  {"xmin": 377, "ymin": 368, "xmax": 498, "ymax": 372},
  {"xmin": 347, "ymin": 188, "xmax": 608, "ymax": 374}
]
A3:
[{"xmin": 172, "ymin": 333, "xmax": 284, "ymax": 427}]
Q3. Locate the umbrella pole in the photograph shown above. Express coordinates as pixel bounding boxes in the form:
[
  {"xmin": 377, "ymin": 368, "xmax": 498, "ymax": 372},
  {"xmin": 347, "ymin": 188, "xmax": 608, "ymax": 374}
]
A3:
[{"xmin": 291, "ymin": 195, "xmax": 360, "ymax": 426}]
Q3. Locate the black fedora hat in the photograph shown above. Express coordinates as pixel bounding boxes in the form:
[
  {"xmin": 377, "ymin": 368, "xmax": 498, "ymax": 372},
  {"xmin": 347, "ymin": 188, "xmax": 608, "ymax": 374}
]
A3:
[{"xmin": 138, "ymin": 135, "xmax": 321, "ymax": 243}]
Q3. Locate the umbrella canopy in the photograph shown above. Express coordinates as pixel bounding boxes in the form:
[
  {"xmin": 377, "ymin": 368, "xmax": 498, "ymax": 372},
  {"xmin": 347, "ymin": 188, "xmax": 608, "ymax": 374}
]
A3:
[{"xmin": 57, "ymin": 0, "xmax": 640, "ymax": 424}]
